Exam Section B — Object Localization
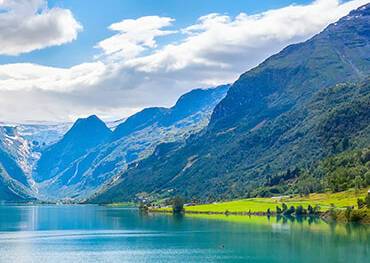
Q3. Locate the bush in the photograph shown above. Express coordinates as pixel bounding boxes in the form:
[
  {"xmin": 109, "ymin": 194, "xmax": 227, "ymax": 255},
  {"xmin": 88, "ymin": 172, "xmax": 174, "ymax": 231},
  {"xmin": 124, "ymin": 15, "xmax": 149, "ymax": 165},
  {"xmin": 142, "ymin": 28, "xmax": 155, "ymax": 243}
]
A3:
[{"xmin": 366, "ymin": 192, "xmax": 370, "ymax": 209}]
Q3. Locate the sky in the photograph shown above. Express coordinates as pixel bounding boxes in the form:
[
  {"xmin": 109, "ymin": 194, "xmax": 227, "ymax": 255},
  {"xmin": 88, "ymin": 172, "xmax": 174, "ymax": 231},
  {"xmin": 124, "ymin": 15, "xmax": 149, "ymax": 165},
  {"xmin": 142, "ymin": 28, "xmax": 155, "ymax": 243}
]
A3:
[{"xmin": 0, "ymin": 0, "xmax": 368, "ymax": 123}]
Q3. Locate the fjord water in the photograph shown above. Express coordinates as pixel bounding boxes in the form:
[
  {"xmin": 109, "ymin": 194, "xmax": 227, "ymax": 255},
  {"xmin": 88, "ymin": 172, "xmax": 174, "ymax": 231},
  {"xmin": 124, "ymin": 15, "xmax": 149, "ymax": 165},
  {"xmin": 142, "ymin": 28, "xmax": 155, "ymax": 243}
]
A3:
[{"xmin": 0, "ymin": 206, "xmax": 368, "ymax": 263}]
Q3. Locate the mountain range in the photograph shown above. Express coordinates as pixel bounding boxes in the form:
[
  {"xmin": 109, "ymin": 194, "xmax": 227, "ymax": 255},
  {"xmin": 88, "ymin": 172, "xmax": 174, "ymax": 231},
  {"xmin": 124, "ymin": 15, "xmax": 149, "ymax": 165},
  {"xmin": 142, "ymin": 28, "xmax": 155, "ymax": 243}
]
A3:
[
  {"xmin": 0, "ymin": 4, "xmax": 369, "ymax": 204},
  {"xmin": 0, "ymin": 85, "xmax": 229, "ymax": 201}
]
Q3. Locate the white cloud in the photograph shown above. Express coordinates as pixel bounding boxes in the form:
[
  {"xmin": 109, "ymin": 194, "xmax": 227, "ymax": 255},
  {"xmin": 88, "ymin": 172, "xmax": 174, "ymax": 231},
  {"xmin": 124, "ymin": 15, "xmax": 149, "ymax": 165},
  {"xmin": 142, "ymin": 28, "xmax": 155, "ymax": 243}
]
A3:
[
  {"xmin": 0, "ymin": 62, "xmax": 107, "ymax": 92},
  {"xmin": 96, "ymin": 16, "xmax": 176, "ymax": 60},
  {"xmin": 0, "ymin": 0, "xmax": 82, "ymax": 55},
  {"xmin": 0, "ymin": 0, "xmax": 367, "ymax": 122},
  {"xmin": 130, "ymin": 0, "xmax": 369, "ymax": 76}
]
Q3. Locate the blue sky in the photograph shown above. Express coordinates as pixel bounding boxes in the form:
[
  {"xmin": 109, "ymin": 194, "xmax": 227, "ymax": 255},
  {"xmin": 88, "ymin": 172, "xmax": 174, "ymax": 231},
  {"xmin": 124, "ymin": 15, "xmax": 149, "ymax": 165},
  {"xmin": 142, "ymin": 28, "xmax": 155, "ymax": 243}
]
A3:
[
  {"xmin": 0, "ymin": 0, "xmax": 314, "ymax": 67},
  {"xmin": 0, "ymin": 0, "xmax": 366, "ymax": 122}
]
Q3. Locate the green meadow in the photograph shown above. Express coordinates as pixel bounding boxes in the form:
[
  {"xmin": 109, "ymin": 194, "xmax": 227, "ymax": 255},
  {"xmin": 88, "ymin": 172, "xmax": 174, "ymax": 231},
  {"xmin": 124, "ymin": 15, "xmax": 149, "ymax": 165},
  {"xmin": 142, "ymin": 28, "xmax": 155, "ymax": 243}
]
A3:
[{"xmin": 157, "ymin": 188, "xmax": 368, "ymax": 213}]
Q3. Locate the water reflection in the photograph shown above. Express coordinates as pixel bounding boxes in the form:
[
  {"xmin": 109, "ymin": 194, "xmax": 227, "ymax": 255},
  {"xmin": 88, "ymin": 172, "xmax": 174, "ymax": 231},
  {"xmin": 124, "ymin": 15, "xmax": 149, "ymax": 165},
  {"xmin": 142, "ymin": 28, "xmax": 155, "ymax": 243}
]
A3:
[{"xmin": 0, "ymin": 205, "xmax": 368, "ymax": 263}]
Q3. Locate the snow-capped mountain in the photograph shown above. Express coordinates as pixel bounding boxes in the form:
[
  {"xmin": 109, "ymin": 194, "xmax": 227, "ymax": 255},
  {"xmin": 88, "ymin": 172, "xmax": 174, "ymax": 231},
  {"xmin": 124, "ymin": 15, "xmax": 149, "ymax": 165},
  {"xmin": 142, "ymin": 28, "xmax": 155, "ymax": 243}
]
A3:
[{"xmin": 0, "ymin": 85, "xmax": 229, "ymax": 201}]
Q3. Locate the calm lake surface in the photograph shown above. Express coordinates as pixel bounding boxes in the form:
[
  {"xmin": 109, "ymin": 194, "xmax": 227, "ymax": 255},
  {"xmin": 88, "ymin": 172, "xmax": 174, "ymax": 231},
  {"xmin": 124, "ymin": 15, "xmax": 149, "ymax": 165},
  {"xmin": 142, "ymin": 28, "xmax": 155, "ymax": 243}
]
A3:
[{"xmin": 0, "ymin": 205, "xmax": 368, "ymax": 263}]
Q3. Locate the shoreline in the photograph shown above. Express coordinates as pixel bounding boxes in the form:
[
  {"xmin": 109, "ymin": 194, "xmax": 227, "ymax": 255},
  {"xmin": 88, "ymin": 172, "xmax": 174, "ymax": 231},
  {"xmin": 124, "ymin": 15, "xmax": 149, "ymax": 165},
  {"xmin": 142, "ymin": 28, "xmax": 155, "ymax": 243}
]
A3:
[
  {"xmin": 148, "ymin": 208, "xmax": 370, "ymax": 224},
  {"xmin": 148, "ymin": 208, "xmax": 277, "ymax": 216}
]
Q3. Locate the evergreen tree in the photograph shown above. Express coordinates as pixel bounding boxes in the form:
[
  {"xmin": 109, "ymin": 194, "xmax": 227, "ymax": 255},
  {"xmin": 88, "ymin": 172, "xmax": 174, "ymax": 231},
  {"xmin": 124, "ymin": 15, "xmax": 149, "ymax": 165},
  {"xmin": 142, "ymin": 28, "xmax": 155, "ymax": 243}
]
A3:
[
  {"xmin": 276, "ymin": 206, "xmax": 282, "ymax": 214},
  {"xmin": 307, "ymin": 205, "xmax": 313, "ymax": 215},
  {"xmin": 282, "ymin": 203, "xmax": 288, "ymax": 213},
  {"xmin": 172, "ymin": 196, "xmax": 184, "ymax": 214}
]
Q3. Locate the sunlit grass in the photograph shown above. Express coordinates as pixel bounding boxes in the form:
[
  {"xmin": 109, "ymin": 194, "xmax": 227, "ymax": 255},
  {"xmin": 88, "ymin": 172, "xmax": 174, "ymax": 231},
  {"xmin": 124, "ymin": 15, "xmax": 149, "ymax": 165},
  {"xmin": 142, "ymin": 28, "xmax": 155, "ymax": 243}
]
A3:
[{"xmin": 160, "ymin": 188, "xmax": 368, "ymax": 213}]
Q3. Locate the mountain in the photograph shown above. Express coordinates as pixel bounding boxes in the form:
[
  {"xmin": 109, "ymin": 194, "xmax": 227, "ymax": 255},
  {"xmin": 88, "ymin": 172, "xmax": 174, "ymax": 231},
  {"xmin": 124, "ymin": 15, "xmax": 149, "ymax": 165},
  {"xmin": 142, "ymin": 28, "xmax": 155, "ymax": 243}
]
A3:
[
  {"xmin": 0, "ymin": 126, "xmax": 35, "ymax": 201},
  {"xmin": 0, "ymin": 121, "xmax": 73, "ymax": 202},
  {"xmin": 34, "ymin": 115, "xmax": 112, "ymax": 184},
  {"xmin": 112, "ymin": 107, "xmax": 168, "ymax": 140},
  {"xmin": 112, "ymin": 86, "xmax": 230, "ymax": 140},
  {"xmin": 211, "ymin": 4, "xmax": 370, "ymax": 131},
  {"xmin": 35, "ymin": 85, "xmax": 229, "ymax": 200},
  {"xmin": 89, "ymin": 4, "xmax": 370, "ymax": 203}
]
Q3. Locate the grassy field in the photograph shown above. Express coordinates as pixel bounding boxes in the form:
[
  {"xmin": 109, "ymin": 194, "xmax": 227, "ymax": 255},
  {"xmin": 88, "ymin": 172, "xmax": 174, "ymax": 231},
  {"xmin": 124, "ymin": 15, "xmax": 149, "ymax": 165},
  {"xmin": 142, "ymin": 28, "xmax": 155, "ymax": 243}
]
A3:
[{"xmin": 158, "ymin": 188, "xmax": 369, "ymax": 213}]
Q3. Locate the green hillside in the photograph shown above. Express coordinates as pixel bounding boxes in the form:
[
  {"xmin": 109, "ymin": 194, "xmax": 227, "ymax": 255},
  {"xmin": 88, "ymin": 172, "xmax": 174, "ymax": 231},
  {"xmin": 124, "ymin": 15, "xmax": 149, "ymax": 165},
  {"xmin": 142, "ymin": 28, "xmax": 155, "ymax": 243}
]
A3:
[{"xmin": 89, "ymin": 4, "xmax": 370, "ymax": 204}]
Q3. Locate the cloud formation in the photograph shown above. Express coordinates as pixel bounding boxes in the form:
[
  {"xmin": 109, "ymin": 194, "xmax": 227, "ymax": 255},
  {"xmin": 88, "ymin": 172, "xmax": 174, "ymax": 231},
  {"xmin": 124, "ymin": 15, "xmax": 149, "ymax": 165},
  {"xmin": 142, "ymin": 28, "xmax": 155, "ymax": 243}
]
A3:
[
  {"xmin": 0, "ymin": 0, "xmax": 368, "ymax": 122},
  {"xmin": 96, "ymin": 16, "xmax": 176, "ymax": 60},
  {"xmin": 0, "ymin": 0, "xmax": 82, "ymax": 55}
]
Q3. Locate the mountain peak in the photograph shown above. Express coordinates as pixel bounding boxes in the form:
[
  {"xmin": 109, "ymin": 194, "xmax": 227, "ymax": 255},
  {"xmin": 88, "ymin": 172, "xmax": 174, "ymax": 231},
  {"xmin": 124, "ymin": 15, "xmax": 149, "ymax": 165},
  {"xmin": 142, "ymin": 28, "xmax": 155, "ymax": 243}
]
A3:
[
  {"xmin": 34, "ymin": 115, "xmax": 112, "ymax": 183},
  {"xmin": 68, "ymin": 115, "xmax": 111, "ymax": 139},
  {"xmin": 74, "ymin": 114, "xmax": 105, "ymax": 127},
  {"xmin": 347, "ymin": 3, "xmax": 370, "ymax": 17}
]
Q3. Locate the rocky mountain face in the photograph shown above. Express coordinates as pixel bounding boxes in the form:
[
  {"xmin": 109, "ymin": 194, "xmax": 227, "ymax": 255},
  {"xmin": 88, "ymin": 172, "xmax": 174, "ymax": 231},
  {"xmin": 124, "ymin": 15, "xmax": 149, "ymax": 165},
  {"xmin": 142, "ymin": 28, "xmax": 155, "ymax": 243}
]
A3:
[
  {"xmin": 34, "ymin": 115, "xmax": 112, "ymax": 184},
  {"xmin": 90, "ymin": 4, "xmax": 370, "ymax": 203},
  {"xmin": 0, "ymin": 126, "xmax": 35, "ymax": 201}
]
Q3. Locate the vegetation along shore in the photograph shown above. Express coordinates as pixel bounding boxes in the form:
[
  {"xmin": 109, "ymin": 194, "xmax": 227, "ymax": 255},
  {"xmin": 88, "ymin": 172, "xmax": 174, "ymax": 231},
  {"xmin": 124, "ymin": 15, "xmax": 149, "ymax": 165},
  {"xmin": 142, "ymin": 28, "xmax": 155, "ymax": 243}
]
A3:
[{"xmin": 133, "ymin": 189, "xmax": 370, "ymax": 224}]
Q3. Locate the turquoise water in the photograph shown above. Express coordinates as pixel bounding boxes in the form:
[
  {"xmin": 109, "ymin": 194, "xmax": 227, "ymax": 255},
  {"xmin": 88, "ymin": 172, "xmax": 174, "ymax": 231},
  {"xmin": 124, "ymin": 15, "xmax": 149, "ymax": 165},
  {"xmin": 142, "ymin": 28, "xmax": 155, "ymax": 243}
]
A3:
[{"xmin": 0, "ymin": 205, "xmax": 368, "ymax": 262}]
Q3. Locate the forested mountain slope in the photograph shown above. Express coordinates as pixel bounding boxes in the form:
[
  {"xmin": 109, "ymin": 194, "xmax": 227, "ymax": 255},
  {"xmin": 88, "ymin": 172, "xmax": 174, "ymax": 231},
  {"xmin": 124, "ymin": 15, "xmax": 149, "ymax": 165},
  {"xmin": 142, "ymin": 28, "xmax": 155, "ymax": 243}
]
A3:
[{"xmin": 90, "ymin": 4, "xmax": 370, "ymax": 203}]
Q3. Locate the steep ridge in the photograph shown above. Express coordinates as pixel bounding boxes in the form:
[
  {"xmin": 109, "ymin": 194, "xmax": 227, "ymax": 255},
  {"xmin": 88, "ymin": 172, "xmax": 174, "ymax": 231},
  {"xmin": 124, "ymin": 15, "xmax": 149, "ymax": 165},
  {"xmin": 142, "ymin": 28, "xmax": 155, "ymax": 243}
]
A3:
[
  {"xmin": 36, "ymin": 85, "xmax": 229, "ymax": 200},
  {"xmin": 34, "ymin": 115, "xmax": 112, "ymax": 183},
  {"xmin": 0, "ymin": 126, "xmax": 35, "ymax": 201},
  {"xmin": 210, "ymin": 4, "xmax": 370, "ymax": 131},
  {"xmin": 90, "ymin": 4, "xmax": 370, "ymax": 203},
  {"xmin": 112, "ymin": 108, "xmax": 168, "ymax": 140}
]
